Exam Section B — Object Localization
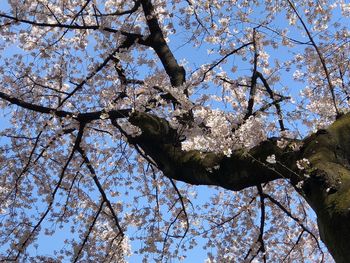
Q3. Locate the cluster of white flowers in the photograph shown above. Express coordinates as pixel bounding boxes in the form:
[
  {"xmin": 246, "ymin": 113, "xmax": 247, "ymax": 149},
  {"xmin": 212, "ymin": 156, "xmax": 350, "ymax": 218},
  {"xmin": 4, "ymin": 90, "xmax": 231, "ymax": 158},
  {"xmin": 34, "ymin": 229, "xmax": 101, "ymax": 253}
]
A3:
[
  {"xmin": 180, "ymin": 107, "xmax": 267, "ymax": 156},
  {"xmin": 181, "ymin": 107, "xmax": 234, "ymax": 156},
  {"xmin": 96, "ymin": 221, "xmax": 132, "ymax": 262},
  {"xmin": 340, "ymin": 1, "xmax": 350, "ymax": 16},
  {"xmin": 0, "ymin": 186, "xmax": 9, "ymax": 214},
  {"xmin": 296, "ymin": 158, "xmax": 310, "ymax": 170},
  {"xmin": 266, "ymin": 154, "xmax": 277, "ymax": 164},
  {"xmin": 234, "ymin": 115, "xmax": 267, "ymax": 149}
]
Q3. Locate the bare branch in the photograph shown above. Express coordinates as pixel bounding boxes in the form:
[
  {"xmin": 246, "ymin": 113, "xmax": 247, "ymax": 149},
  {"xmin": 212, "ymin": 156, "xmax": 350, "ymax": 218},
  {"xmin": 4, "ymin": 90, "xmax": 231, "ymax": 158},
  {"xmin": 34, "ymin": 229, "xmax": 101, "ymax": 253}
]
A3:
[
  {"xmin": 72, "ymin": 200, "xmax": 105, "ymax": 263},
  {"xmin": 77, "ymin": 146, "xmax": 124, "ymax": 236},
  {"xmin": 286, "ymin": 0, "xmax": 340, "ymax": 117},
  {"xmin": 201, "ymin": 42, "xmax": 254, "ymax": 82}
]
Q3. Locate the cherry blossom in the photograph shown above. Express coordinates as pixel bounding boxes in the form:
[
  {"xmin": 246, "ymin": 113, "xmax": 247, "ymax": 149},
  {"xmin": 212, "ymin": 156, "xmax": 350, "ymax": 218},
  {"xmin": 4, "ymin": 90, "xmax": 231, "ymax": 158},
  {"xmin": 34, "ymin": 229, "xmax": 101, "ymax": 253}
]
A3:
[{"xmin": 0, "ymin": 0, "xmax": 349, "ymax": 262}]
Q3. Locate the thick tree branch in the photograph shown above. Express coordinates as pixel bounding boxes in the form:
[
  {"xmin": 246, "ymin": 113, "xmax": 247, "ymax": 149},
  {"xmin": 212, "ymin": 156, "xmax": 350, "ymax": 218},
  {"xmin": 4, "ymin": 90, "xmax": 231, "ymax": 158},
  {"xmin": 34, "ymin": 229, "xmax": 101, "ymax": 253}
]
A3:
[
  {"xmin": 126, "ymin": 111, "xmax": 299, "ymax": 191},
  {"xmin": 140, "ymin": 0, "xmax": 186, "ymax": 87}
]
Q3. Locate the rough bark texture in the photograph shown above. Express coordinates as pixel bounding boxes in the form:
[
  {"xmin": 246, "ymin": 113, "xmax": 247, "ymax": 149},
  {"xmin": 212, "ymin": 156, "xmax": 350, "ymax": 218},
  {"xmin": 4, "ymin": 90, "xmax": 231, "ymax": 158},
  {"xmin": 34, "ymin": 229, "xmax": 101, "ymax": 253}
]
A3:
[
  {"xmin": 127, "ymin": 111, "xmax": 350, "ymax": 263},
  {"xmin": 299, "ymin": 114, "xmax": 350, "ymax": 263}
]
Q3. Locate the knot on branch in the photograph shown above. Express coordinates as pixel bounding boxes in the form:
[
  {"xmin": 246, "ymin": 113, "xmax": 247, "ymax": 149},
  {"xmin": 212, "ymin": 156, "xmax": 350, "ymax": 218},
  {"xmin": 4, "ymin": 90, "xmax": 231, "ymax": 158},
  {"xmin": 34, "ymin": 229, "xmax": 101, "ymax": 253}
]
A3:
[{"xmin": 302, "ymin": 167, "xmax": 342, "ymax": 197}]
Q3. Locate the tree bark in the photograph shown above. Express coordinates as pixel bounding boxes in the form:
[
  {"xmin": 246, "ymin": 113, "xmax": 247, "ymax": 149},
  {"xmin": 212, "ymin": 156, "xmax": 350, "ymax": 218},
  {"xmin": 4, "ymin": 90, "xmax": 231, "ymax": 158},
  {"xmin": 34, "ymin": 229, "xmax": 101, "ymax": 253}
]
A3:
[{"xmin": 126, "ymin": 111, "xmax": 350, "ymax": 263}]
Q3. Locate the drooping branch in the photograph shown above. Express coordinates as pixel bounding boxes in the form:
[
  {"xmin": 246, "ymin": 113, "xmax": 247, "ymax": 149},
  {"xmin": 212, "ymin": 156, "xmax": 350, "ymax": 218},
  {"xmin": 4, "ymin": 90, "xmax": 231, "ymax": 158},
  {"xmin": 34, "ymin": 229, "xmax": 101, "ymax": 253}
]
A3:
[
  {"xmin": 10, "ymin": 127, "xmax": 76, "ymax": 200},
  {"xmin": 263, "ymin": 192, "xmax": 321, "ymax": 246},
  {"xmin": 255, "ymin": 185, "xmax": 267, "ymax": 262}
]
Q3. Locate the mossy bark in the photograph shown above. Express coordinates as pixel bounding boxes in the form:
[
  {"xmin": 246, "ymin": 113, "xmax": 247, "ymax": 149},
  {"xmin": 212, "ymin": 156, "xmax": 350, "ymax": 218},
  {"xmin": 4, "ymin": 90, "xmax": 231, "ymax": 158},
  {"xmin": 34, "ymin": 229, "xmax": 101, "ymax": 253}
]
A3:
[{"xmin": 299, "ymin": 114, "xmax": 350, "ymax": 263}]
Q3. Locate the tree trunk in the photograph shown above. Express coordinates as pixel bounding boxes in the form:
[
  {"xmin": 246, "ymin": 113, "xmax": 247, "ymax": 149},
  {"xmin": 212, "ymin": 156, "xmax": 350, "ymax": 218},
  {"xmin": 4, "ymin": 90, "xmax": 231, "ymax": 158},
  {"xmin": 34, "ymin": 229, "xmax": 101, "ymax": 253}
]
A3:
[{"xmin": 298, "ymin": 115, "xmax": 350, "ymax": 263}]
